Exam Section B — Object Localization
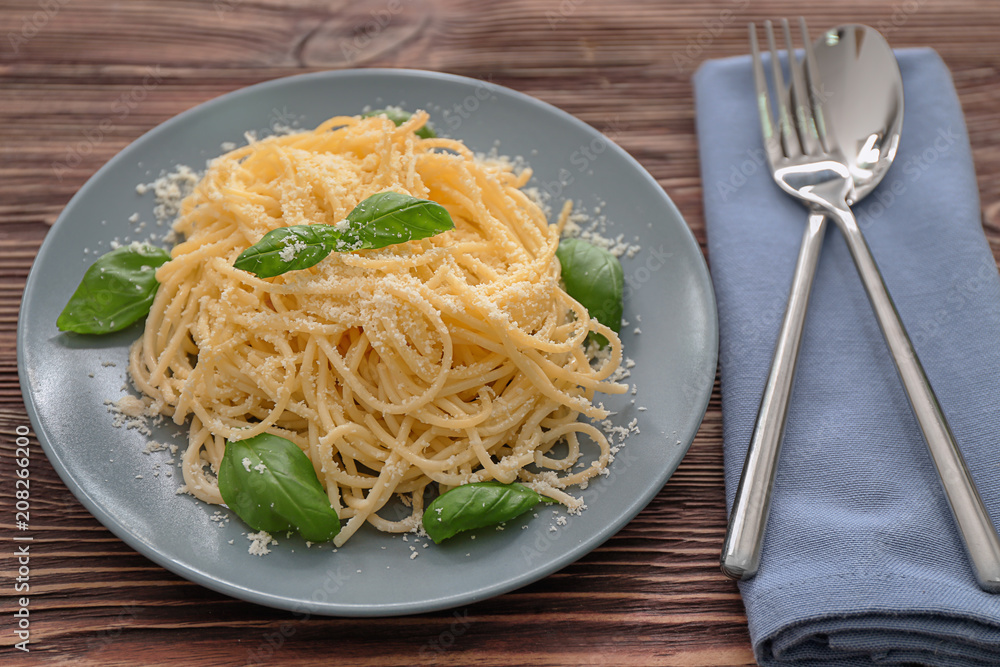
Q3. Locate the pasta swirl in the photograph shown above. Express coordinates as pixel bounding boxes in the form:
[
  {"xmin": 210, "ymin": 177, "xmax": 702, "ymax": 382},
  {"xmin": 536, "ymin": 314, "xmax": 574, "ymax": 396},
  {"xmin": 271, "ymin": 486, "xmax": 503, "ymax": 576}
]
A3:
[{"xmin": 129, "ymin": 112, "xmax": 627, "ymax": 546}]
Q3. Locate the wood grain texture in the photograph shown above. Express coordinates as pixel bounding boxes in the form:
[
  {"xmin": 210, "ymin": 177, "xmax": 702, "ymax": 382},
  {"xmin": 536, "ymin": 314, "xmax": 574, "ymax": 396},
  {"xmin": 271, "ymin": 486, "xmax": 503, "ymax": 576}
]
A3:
[{"xmin": 1, "ymin": 0, "xmax": 997, "ymax": 665}]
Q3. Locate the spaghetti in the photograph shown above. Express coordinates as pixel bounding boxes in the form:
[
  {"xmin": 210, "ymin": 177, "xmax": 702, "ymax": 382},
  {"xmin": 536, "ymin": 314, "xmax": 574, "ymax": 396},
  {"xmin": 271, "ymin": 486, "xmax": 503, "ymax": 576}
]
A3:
[{"xmin": 128, "ymin": 111, "xmax": 627, "ymax": 546}]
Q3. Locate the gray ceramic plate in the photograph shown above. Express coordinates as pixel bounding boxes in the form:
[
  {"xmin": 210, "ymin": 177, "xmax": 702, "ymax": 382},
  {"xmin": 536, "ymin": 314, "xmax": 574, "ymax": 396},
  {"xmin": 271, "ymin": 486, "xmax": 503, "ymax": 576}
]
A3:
[{"xmin": 18, "ymin": 69, "xmax": 717, "ymax": 617}]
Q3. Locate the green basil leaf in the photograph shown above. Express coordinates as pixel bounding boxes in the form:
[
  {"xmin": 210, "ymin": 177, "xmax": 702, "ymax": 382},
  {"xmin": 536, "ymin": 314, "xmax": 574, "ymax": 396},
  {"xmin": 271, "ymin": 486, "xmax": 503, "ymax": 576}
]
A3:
[
  {"xmin": 233, "ymin": 224, "xmax": 339, "ymax": 278},
  {"xmin": 555, "ymin": 238, "xmax": 624, "ymax": 346},
  {"xmin": 335, "ymin": 191, "xmax": 454, "ymax": 252},
  {"xmin": 361, "ymin": 108, "xmax": 437, "ymax": 139},
  {"xmin": 422, "ymin": 481, "xmax": 552, "ymax": 543},
  {"xmin": 56, "ymin": 244, "xmax": 171, "ymax": 334},
  {"xmin": 218, "ymin": 433, "xmax": 340, "ymax": 543},
  {"xmin": 234, "ymin": 193, "xmax": 455, "ymax": 278}
]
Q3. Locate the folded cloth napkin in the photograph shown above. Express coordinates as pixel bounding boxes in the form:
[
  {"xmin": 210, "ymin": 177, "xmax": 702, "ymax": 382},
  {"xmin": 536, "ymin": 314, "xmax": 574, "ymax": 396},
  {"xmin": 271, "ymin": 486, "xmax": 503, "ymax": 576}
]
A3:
[{"xmin": 694, "ymin": 48, "xmax": 1000, "ymax": 666}]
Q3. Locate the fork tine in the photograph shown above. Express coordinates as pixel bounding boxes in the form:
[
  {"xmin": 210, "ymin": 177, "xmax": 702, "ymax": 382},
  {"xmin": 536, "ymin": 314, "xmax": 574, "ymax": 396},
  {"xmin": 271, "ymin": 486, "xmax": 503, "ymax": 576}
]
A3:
[
  {"xmin": 782, "ymin": 18, "xmax": 818, "ymax": 155},
  {"xmin": 799, "ymin": 17, "xmax": 832, "ymax": 153},
  {"xmin": 764, "ymin": 20, "xmax": 800, "ymax": 158},
  {"xmin": 749, "ymin": 23, "xmax": 782, "ymax": 165}
]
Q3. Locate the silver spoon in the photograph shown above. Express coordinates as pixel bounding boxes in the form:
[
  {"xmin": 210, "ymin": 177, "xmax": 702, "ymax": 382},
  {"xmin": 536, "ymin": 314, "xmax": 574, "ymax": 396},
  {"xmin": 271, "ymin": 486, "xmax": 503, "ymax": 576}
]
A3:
[{"xmin": 721, "ymin": 24, "xmax": 904, "ymax": 580}]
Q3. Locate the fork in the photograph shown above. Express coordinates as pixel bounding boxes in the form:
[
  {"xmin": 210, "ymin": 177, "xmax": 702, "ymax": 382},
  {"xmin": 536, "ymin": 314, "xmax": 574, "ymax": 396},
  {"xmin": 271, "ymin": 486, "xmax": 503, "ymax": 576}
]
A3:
[{"xmin": 720, "ymin": 18, "xmax": 1000, "ymax": 593}]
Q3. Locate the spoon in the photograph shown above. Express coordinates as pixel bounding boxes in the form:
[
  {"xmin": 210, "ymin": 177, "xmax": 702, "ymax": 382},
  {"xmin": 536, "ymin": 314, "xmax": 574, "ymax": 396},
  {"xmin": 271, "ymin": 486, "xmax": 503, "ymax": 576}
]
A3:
[{"xmin": 721, "ymin": 24, "xmax": 904, "ymax": 580}]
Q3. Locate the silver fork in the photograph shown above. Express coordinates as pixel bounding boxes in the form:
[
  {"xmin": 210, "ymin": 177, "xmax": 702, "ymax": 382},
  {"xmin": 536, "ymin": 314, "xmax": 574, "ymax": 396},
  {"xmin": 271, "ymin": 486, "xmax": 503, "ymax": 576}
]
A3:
[{"xmin": 720, "ymin": 18, "xmax": 1000, "ymax": 593}]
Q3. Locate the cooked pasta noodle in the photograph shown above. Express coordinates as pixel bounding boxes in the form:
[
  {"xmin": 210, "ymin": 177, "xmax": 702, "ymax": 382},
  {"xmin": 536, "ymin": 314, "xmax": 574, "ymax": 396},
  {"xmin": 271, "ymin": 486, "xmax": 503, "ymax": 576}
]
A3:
[{"xmin": 128, "ymin": 111, "xmax": 627, "ymax": 546}]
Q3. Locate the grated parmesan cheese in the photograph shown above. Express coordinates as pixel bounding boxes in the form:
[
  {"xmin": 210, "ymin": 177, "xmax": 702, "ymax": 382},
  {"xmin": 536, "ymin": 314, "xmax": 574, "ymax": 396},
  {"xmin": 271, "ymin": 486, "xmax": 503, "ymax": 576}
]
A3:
[
  {"xmin": 141, "ymin": 165, "xmax": 198, "ymax": 225},
  {"xmin": 247, "ymin": 530, "xmax": 277, "ymax": 556}
]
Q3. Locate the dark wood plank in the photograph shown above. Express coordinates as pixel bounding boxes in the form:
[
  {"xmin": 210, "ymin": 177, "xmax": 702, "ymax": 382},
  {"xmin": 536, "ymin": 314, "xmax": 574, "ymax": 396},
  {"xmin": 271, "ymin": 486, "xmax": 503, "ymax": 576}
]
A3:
[{"xmin": 1, "ymin": 0, "xmax": 997, "ymax": 664}]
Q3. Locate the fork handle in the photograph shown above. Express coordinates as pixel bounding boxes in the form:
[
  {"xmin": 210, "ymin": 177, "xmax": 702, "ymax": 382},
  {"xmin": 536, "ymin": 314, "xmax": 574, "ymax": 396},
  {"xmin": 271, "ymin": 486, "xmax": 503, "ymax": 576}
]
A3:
[
  {"xmin": 721, "ymin": 209, "xmax": 828, "ymax": 580},
  {"xmin": 827, "ymin": 201, "xmax": 1000, "ymax": 593}
]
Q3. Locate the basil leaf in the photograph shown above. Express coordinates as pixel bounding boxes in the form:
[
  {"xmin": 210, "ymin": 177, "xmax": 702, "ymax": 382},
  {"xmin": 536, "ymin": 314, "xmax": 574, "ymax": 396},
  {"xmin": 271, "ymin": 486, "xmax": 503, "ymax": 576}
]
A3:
[
  {"xmin": 233, "ymin": 224, "xmax": 339, "ymax": 278},
  {"xmin": 555, "ymin": 238, "xmax": 624, "ymax": 346},
  {"xmin": 233, "ymin": 192, "xmax": 454, "ymax": 278},
  {"xmin": 422, "ymin": 481, "xmax": 552, "ymax": 543},
  {"xmin": 361, "ymin": 108, "xmax": 436, "ymax": 139},
  {"xmin": 335, "ymin": 191, "xmax": 454, "ymax": 252},
  {"xmin": 218, "ymin": 433, "xmax": 340, "ymax": 543},
  {"xmin": 56, "ymin": 244, "xmax": 171, "ymax": 334}
]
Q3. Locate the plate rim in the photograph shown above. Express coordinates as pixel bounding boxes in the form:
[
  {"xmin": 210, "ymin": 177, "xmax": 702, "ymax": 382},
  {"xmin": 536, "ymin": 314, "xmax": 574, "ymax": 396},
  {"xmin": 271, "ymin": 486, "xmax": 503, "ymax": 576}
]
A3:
[{"xmin": 17, "ymin": 67, "xmax": 719, "ymax": 616}]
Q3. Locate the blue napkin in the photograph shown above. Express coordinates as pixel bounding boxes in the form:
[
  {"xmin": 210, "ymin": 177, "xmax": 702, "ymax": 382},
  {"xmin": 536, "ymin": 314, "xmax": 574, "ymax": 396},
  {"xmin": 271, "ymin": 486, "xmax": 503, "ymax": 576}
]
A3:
[{"xmin": 694, "ymin": 48, "xmax": 1000, "ymax": 666}]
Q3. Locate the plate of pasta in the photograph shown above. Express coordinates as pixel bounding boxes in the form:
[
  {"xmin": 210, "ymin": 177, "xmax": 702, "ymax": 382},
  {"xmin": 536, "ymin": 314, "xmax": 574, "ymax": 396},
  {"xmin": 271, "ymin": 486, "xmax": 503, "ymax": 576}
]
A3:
[{"xmin": 18, "ymin": 69, "xmax": 717, "ymax": 616}]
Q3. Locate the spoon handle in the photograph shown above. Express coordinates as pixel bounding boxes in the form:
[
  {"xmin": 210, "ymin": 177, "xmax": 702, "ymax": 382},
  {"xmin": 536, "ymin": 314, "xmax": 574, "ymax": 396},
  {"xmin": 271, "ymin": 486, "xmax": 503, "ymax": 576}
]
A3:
[
  {"xmin": 721, "ymin": 209, "xmax": 828, "ymax": 580},
  {"xmin": 824, "ymin": 199, "xmax": 1000, "ymax": 593}
]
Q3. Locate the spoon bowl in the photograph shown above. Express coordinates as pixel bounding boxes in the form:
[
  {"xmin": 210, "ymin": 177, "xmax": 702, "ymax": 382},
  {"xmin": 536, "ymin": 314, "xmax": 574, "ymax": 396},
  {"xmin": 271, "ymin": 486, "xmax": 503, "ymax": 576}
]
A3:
[{"xmin": 815, "ymin": 25, "xmax": 904, "ymax": 200}]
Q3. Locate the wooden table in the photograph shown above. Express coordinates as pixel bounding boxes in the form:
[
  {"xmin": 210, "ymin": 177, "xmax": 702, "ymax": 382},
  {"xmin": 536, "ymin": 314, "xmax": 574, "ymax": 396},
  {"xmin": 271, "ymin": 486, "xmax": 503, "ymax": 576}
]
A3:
[{"xmin": 2, "ymin": 1, "xmax": 997, "ymax": 664}]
